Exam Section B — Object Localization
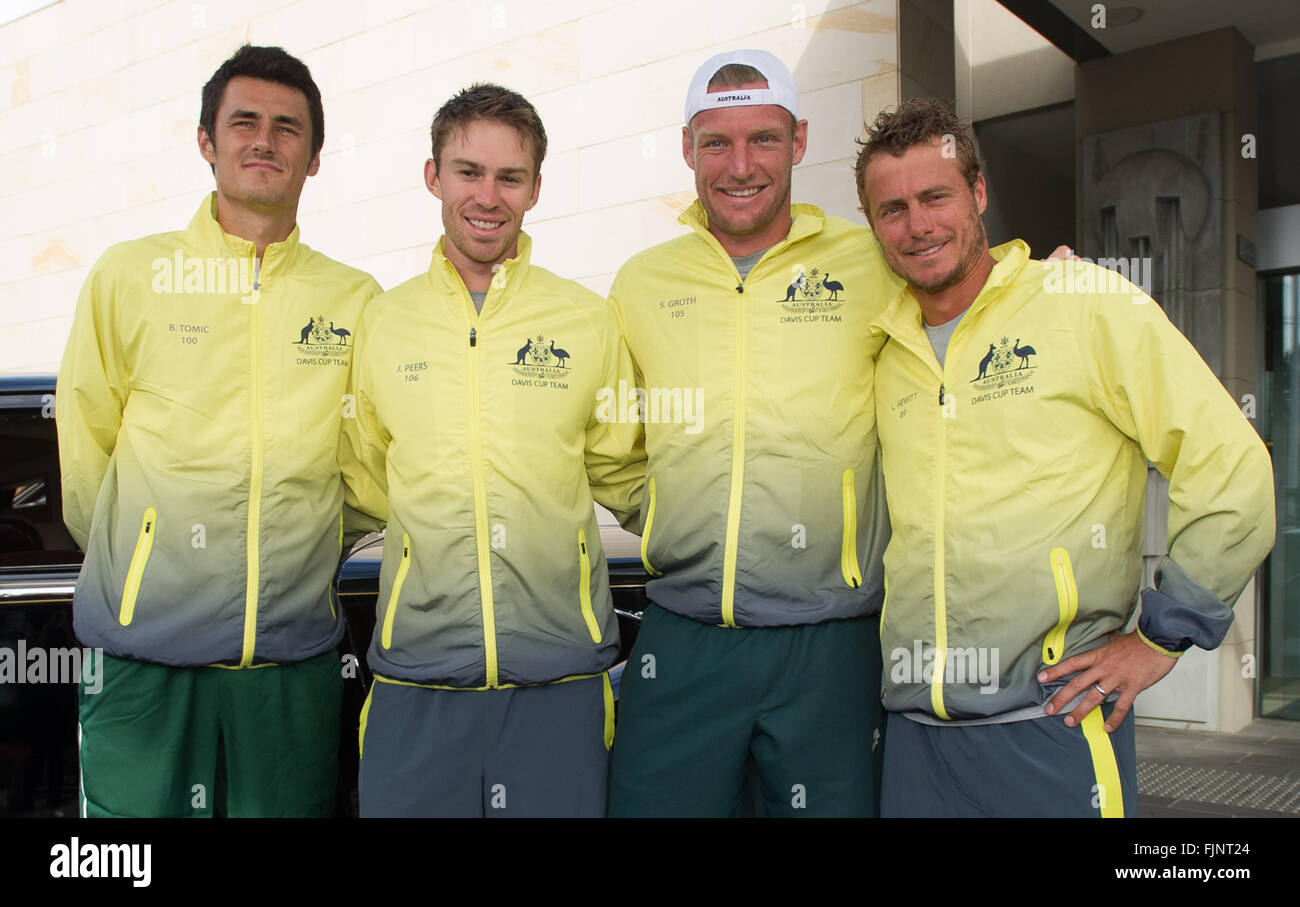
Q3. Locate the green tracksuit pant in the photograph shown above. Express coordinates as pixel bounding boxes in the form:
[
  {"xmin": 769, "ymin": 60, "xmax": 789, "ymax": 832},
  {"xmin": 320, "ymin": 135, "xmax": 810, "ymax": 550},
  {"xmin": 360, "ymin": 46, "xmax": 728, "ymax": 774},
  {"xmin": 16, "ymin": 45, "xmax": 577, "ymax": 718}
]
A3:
[
  {"xmin": 608, "ymin": 603, "xmax": 884, "ymax": 817},
  {"xmin": 77, "ymin": 650, "xmax": 341, "ymax": 817}
]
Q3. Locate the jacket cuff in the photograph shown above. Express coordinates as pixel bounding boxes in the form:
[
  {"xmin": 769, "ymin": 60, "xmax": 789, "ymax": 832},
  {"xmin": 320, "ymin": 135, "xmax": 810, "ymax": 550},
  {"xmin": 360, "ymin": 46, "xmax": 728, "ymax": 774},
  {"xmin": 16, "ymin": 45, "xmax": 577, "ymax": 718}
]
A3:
[
  {"xmin": 1139, "ymin": 558, "xmax": 1235, "ymax": 652},
  {"xmin": 1135, "ymin": 626, "xmax": 1184, "ymax": 659}
]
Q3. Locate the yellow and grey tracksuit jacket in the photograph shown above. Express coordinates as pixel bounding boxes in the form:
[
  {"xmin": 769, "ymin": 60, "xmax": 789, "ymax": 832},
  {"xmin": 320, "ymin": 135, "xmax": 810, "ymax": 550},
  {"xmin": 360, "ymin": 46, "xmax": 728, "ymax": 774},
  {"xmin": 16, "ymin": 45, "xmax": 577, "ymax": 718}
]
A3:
[
  {"xmin": 609, "ymin": 202, "xmax": 897, "ymax": 628},
  {"xmin": 871, "ymin": 240, "xmax": 1276, "ymax": 721},
  {"xmin": 340, "ymin": 233, "xmax": 646, "ymax": 688},
  {"xmin": 57, "ymin": 193, "xmax": 382, "ymax": 667}
]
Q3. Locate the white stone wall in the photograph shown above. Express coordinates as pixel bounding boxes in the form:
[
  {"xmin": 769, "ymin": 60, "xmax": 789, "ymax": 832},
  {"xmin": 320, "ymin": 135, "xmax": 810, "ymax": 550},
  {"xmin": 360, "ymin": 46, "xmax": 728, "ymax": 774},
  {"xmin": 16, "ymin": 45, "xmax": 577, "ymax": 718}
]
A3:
[
  {"xmin": 0, "ymin": 0, "xmax": 899, "ymax": 372},
  {"xmin": 953, "ymin": 0, "xmax": 1074, "ymax": 123}
]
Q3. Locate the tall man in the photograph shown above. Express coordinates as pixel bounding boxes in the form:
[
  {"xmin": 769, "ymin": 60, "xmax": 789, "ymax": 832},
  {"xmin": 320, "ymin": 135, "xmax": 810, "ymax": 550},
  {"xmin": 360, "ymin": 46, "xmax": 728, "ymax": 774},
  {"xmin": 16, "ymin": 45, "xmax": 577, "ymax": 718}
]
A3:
[
  {"xmin": 607, "ymin": 50, "xmax": 895, "ymax": 817},
  {"xmin": 58, "ymin": 45, "xmax": 382, "ymax": 817},
  {"xmin": 856, "ymin": 98, "xmax": 1274, "ymax": 816},
  {"xmin": 340, "ymin": 84, "xmax": 645, "ymax": 817}
]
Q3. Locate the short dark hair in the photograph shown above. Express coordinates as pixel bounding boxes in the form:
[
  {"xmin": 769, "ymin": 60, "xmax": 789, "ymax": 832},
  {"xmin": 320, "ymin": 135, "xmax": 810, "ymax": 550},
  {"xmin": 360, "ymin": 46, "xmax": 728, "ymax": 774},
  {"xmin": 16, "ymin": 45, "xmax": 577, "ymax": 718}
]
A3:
[
  {"xmin": 429, "ymin": 83, "xmax": 547, "ymax": 175},
  {"xmin": 854, "ymin": 98, "xmax": 981, "ymax": 218},
  {"xmin": 200, "ymin": 45, "xmax": 325, "ymax": 159}
]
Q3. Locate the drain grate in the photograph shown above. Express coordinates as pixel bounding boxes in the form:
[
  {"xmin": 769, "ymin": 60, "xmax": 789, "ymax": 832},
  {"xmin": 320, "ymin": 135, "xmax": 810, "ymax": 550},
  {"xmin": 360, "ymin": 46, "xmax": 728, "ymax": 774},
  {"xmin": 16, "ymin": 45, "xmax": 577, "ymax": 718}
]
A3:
[{"xmin": 1138, "ymin": 761, "xmax": 1300, "ymax": 814}]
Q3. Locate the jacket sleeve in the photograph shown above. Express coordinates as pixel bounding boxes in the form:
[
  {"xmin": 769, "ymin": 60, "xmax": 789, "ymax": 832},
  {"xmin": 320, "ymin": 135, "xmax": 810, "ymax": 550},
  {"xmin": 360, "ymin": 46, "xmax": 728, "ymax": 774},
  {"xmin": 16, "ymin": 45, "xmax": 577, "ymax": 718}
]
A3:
[
  {"xmin": 586, "ymin": 299, "xmax": 647, "ymax": 532},
  {"xmin": 339, "ymin": 309, "xmax": 390, "ymax": 545},
  {"xmin": 1080, "ymin": 274, "xmax": 1275, "ymax": 653},
  {"xmin": 56, "ymin": 252, "xmax": 131, "ymax": 551}
]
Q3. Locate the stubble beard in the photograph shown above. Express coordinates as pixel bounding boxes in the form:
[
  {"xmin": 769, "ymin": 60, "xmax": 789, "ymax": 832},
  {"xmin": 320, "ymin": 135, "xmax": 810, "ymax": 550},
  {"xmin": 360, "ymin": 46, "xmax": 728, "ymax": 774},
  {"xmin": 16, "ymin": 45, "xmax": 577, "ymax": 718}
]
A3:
[{"xmin": 901, "ymin": 208, "xmax": 988, "ymax": 294}]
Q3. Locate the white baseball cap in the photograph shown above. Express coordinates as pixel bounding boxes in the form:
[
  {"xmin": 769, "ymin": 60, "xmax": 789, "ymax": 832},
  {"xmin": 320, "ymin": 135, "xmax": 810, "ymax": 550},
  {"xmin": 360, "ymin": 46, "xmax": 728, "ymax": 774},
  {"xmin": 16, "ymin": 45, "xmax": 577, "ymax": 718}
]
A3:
[{"xmin": 683, "ymin": 49, "xmax": 800, "ymax": 126}]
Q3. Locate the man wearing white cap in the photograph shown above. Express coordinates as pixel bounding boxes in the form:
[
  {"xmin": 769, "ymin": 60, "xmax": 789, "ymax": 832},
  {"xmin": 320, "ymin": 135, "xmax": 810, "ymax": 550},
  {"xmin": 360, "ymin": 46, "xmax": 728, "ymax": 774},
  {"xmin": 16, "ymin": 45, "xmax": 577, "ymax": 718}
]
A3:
[{"xmin": 606, "ymin": 50, "xmax": 897, "ymax": 816}]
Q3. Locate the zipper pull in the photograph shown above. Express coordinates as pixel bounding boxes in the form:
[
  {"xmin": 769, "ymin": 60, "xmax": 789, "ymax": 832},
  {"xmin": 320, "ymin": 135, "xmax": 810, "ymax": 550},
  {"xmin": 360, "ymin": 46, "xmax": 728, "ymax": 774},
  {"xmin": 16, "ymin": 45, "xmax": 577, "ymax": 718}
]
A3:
[
  {"xmin": 469, "ymin": 327, "xmax": 477, "ymax": 347},
  {"xmin": 736, "ymin": 284, "xmax": 744, "ymax": 294},
  {"xmin": 938, "ymin": 383, "xmax": 945, "ymax": 406}
]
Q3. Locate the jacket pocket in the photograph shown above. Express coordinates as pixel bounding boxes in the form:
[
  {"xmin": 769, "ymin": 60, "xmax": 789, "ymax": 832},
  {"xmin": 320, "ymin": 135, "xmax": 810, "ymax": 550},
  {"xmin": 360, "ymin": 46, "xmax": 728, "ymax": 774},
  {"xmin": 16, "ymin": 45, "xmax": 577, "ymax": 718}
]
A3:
[
  {"xmin": 640, "ymin": 476, "xmax": 662, "ymax": 577},
  {"xmin": 380, "ymin": 533, "xmax": 411, "ymax": 650},
  {"xmin": 1042, "ymin": 547, "xmax": 1078, "ymax": 665},
  {"xmin": 119, "ymin": 507, "xmax": 157, "ymax": 626},
  {"xmin": 840, "ymin": 469, "xmax": 863, "ymax": 588},
  {"xmin": 578, "ymin": 528, "xmax": 601, "ymax": 643}
]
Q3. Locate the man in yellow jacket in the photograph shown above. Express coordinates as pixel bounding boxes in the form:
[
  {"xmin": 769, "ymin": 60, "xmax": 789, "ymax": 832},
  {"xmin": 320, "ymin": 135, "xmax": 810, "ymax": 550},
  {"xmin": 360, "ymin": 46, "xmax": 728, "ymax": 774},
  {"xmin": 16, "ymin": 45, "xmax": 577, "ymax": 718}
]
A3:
[
  {"xmin": 856, "ymin": 98, "xmax": 1275, "ymax": 816},
  {"xmin": 607, "ymin": 50, "xmax": 897, "ymax": 817},
  {"xmin": 341, "ymin": 84, "xmax": 645, "ymax": 817},
  {"xmin": 57, "ymin": 45, "xmax": 382, "ymax": 817}
]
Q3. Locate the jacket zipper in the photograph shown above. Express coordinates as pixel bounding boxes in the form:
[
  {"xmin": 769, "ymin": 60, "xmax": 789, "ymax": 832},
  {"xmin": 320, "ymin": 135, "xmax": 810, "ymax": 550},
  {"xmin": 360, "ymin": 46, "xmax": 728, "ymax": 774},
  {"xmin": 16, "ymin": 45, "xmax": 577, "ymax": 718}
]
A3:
[
  {"xmin": 468, "ymin": 323, "xmax": 499, "ymax": 686},
  {"xmin": 684, "ymin": 228, "xmax": 789, "ymax": 629},
  {"xmin": 381, "ymin": 533, "xmax": 411, "ymax": 649},
  {"xmin": 119, "ymin": 507, "xmax": 157, "ymax": 626},
  {"xmin": 242, "ymin": 264, "xmax": 265, "ymax": 666},
  {"xmin": 929, "ymin": 332, "xmax": 958, "ymax": 720},
  {"xmin": 930, "ymin": 389, "xmax": 951, "ymax": 719},
  {"xmin": 925, "ymin": 313, "xmax": 981, "ymax": 719},
  {"xmin": 577, "ymin": 528, "xmax": 601, "ymax": 643},
  {"xmin": 720, "ymin": 275, "xmax": 749, "ymax": 628}
]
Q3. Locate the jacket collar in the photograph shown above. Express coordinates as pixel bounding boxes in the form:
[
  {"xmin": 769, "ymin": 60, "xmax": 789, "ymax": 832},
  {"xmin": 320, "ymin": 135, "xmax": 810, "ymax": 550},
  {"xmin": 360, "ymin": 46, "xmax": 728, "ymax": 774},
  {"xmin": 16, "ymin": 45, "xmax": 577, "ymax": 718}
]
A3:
[
  {"xmin": 871, "ymin": 238, "xmax": 1032, "ymax": 342},
  {"xmin": 186, "ymin": 192, "xmax": 305, "ymax": 274},
  {"xmin": 678, "ymin": 199, "xmax": 827, "ymax": 262},
  {"xmin": 429, "ymin": 230, "xmax": 533, "ymax": 297}
]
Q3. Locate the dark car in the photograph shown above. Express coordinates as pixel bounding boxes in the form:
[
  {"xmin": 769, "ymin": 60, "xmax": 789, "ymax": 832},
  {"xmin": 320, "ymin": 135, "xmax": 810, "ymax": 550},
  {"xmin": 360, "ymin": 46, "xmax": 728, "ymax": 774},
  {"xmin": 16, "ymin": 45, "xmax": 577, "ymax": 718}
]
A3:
[{"xmin": 0, "ymin": 373, "xmax": 648, "ymax": 817}]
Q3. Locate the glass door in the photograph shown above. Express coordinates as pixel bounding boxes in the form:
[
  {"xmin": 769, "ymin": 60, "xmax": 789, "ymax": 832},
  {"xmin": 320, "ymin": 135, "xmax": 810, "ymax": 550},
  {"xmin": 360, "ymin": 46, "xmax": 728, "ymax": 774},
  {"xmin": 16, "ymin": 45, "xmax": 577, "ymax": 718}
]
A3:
[{"xmin": 1261, "ymin": 269, "xmax": 1300, "ymax": 719}]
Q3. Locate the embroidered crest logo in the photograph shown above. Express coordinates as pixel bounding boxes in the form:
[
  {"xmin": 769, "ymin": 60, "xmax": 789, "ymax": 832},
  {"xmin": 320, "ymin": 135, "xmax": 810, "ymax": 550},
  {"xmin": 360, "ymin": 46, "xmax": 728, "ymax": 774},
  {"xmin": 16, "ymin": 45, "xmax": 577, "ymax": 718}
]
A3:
[
  {"xmin": 509, "ymin": 334, "xmax": 573, "ymax": 389},
  {"xmin": 292, "ymin": 315, "xmax": 352, "ymax": 367},
  {"xmin": 777, "ymin": 265, "xmax": 844, "ymax": 317},
  {"xmin": 970, "ymin": 336, "xmax": 1037, "ymax": 390}
]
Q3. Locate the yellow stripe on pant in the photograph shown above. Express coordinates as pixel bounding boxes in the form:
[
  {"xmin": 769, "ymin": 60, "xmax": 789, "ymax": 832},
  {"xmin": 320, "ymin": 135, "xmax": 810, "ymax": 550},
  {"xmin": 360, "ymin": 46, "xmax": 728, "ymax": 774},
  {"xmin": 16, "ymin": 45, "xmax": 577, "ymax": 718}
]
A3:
[
  {"xmin": 1080, "ymin": 707, "xmax": 1124, "ymax": 817},
  {"xmin": 358, "ymin": 682, "xmax": 375, "ymax": 759},
  {"xmin": 601, "ymin": 672, "xmax": 615, "ymax": 751}
]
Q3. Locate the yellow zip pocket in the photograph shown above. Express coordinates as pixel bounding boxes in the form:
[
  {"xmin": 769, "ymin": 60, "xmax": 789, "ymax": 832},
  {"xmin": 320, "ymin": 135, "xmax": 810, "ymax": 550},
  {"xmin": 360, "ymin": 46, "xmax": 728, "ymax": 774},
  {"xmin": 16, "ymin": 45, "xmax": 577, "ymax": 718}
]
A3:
[
  {"xmin": 1043, "ymin": 547, "xmax": 1078, "ymax": 665},
  {"xmin": 640, "ymin": 477, "xmax": 662, "ymax": 577},
  {"xmin": 119, "ymin": 507, "xmax": 157, "ymax": 626},
  {"xmin": 578, "ymin": 529, "xmax": 601, "ymax": 643},
  {"xmin": 381, "ymin": 533, "xmax": 411, "ymax": 649},
  {"xmin": 841, "ymin": 469, "xmax": 862, "ymax": 588}
]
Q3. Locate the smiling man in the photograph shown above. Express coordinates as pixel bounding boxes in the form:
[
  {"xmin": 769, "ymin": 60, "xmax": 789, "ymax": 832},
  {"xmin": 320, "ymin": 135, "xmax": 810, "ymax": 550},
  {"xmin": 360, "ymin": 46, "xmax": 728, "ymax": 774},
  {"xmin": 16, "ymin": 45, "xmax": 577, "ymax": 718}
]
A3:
[
  {"xmin": 57, "ymin": 45, "xmax": 382, "ymax": 817},
  {"xmin": 606, "ymin": 50, "xmax": 898, "ymax": 817},
  {"xmin": 341, "ymin": 84, "xmax": 644, "ymax": 817},
  {"xmin": 857, "ymin": 98, "xmax": 1274, "ymax": 816}
]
